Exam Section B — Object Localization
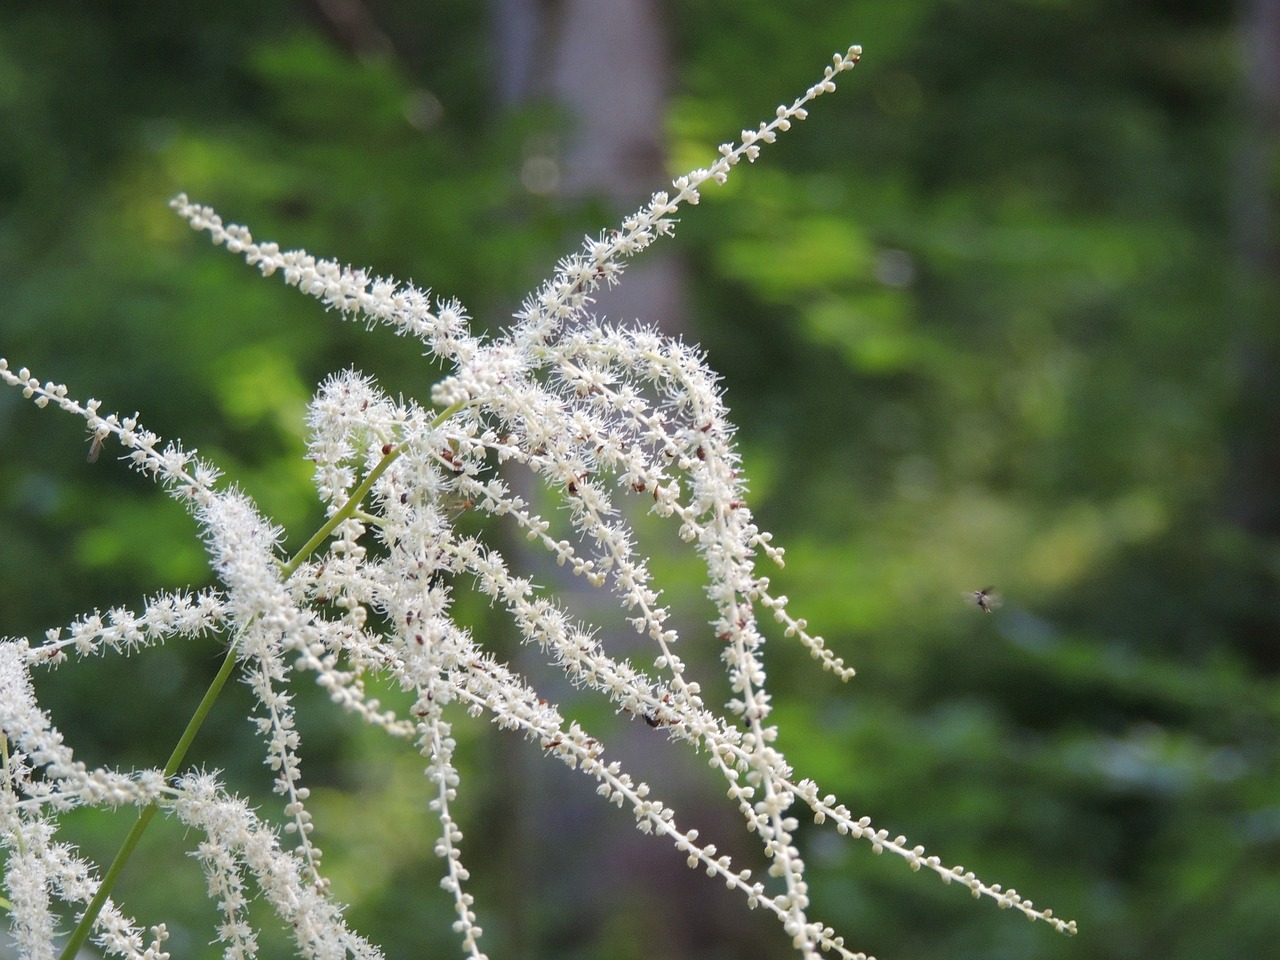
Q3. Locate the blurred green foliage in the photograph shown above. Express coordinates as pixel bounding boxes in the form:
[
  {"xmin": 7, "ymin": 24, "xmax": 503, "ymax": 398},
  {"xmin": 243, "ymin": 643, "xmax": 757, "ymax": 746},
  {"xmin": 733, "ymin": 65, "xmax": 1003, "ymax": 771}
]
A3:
[{"xmin": 2, "ymin": 1, "xmax": 1278, "ymax": 959}]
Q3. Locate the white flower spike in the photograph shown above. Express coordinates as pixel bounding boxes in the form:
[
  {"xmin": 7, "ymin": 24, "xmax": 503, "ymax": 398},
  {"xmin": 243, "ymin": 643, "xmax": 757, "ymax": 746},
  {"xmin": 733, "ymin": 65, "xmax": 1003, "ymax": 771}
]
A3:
[{"xmin": 0, "ymin": 45, "xmax": 1075, "ymax": 960}]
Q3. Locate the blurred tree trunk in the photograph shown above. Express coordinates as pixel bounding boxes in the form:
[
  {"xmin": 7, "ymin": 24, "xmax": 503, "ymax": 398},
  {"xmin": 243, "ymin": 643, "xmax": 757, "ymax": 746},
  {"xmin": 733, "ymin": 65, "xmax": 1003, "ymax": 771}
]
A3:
[
  {"xmin": 486, "ymin": 4, "xmax": 771, "ymax": 959},
  {"xmin": 494, "ymin": 0, "xmax": 685, "ymax": 333},
  {"xmin": 1231, "ymin": 0, "xmax": 1280, "ymax": 668}
]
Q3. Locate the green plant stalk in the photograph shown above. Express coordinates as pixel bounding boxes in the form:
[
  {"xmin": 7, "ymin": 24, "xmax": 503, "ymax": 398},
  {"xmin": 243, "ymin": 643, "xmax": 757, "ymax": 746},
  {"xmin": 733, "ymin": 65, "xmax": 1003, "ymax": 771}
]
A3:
[
  {"xmin": 282, "ymin": 441, "xmax": 405, "ymax": 575},
  {"xmin": 58, "ymin": 642, "xmax": 238, "ymax": 960},
  {"xmin": 57, "ymin": 404, "xmax": 464, "ymax": 957}
]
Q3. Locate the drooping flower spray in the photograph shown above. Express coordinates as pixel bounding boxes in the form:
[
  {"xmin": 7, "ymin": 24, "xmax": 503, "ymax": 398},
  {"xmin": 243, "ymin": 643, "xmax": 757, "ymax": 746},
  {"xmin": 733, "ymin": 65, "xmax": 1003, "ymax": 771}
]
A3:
[{"xmin": 0, "ymin": 46, "xmax": 1075, "ymax": 960}]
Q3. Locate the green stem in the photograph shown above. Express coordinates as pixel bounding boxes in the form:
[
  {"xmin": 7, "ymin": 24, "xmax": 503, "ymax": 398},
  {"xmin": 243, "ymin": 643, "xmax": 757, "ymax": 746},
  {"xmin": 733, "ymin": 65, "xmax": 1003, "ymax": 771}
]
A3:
[
  {"xmin": 59, "ymin": 641, "xmax": 239, "ymax": 960},
  {"xmin": 281, "ymin": 444, "xmax": 403, "ymax": 575},
  {"xmin": 58, "ymin": 404, "xmax": 465, "ymax": 957},
  {"xmin": 282, "ymin": 399, "xmax": 465, "ymax": 576}
]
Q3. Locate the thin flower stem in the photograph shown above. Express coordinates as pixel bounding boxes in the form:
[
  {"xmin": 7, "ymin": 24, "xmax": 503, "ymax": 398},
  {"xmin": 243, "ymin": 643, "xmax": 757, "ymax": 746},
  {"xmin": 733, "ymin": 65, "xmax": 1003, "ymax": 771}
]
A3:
[
  {"xmin": 58, "ymin": 403, "xmax": 465, "ymax": 959},
  {"xmin": 282, "ymin": 446, "xmax": 400, "ymax": 576},
  {"xmin": 58, "ymin": 638, "xmax": 240, "ymax": 960},
  {"xmin": 281, "ymin": 401, "xmax": 464, "ymax": 576}
]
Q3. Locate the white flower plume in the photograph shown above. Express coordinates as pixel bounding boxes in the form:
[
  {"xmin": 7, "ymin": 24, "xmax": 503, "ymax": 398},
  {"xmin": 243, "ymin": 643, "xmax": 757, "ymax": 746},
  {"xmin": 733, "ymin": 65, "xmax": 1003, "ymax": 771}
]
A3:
[{"xmin": 0, "ymin": 45, "xmax": 1076, "ymax": 960}]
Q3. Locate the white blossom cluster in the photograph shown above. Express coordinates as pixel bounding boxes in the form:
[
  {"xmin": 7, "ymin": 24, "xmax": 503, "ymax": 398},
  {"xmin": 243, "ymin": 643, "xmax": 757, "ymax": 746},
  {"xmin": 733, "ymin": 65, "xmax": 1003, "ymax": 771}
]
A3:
[{"xmin": 0, "ymin": 46, "xmax": 1075, "ymax": 960}]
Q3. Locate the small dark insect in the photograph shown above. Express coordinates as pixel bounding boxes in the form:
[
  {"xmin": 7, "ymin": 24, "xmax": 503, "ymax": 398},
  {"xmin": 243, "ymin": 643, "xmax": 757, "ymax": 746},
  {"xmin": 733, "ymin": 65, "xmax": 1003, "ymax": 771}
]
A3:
[
  {"xmin": 643, "ymin": 693, "xmax": 672, "ymax": 727},
  {"xmin": 967, "ymin": 587, "xmax": 1002, "ymax": 613}
]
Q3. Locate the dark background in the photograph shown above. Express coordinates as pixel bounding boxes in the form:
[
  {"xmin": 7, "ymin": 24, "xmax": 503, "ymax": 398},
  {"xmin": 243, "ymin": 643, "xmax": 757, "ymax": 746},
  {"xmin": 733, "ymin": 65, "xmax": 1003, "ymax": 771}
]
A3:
[{"xmin": 1, "ymin": 2, "xmax": 1277, "ymax": 959}]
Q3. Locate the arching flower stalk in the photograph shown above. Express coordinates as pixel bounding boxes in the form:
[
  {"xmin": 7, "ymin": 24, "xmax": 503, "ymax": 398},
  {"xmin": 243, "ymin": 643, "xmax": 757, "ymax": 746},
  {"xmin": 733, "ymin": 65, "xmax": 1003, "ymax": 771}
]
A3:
[{"xmin": 0, "ymin": 45, "xmax": 1075, "ymax": 960}]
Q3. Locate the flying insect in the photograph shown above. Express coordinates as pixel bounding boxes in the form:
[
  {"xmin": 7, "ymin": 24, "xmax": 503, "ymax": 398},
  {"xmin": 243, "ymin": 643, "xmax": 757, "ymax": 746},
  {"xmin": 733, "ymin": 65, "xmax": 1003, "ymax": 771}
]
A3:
[{"xmin": 967, "ymin": 587, "xmax": 1002, "ymax": 613}]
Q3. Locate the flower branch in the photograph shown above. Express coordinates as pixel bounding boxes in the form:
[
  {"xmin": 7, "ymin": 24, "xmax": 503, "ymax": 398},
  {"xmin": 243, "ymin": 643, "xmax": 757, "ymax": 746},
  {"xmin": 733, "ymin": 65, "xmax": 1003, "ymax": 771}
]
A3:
[{"xmin": 0, "ymin": 44, "xmax": 1078, "ymax": 960}]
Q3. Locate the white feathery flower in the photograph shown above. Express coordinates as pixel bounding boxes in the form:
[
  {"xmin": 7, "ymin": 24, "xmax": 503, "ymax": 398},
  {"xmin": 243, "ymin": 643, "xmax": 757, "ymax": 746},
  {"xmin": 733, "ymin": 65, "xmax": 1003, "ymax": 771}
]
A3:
[{"xmin": 0, "ymin": 43, "xmax": 1078, "ymax": 960}]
